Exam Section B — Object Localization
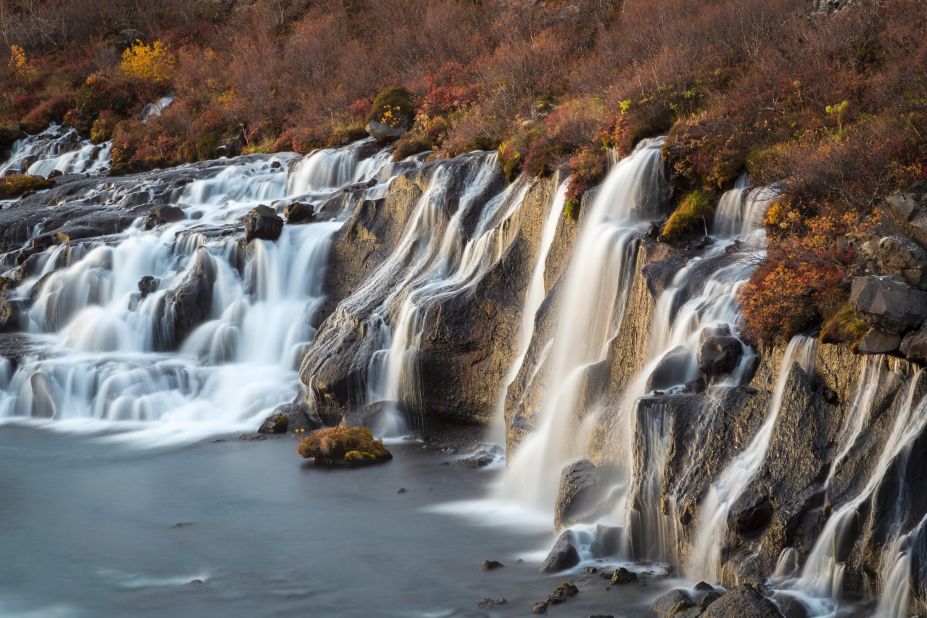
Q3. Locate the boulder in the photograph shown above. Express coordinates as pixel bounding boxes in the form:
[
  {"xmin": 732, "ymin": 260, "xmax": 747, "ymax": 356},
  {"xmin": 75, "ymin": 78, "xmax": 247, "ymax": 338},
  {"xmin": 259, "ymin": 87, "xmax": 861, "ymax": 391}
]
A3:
[
  {"xmin": 863, "ymin": 235, "xmax": 927, "ymax": 290},
  {"xmin": 651, "ymin": 589, "xmax": 696, "ymax": 617},
  {"xmin": 610, "ymin": 567, "xmax": 638, "ymax": 584},
  {"xmin": 479, "ymin": 560, "xmax": 504, "ymax": 571},
  {"xmin": 258, "ymin": 413, "xmax": 288, "ymax": 434},
  {"xmin": 283, "ymin": 201, "xmax": 315, "ymax": 224},
  {"xmin": 365, "ymin": 119, "xmax": 405, "ymax": 142},
  {"xmin": 266, "ymin": 400, "xmax": 322, "ymax": 433},
  {"xmin": 856, "ymin": 329, "xmax": 901, "ymax": 355},
  {"xmin": 243, "ymin": 205, "xmax": 283, "ymax": 242},
  {"xmin": 850, "ymin": 276, "xmax": 927, "ymax": 334},
  {"xmin": 144, "ymin": 205, "xmax": 185, "ymax": 229},
  {"xmin": 0, "ymin": 295, "xmax": 21, "ymax": 333},
  {"xmin": 775, "ymin": 596, "xmax": 809, "ymax": 618},
  {"xmin": 554, "ymin": 458, "xmax": 617, "ymax": 529},
  {"xmin": 697, "ymin": 335, "xmax": 743, "ymax": 378},
  {"xmin": 154, "ymin": 248, "xmax": 216, "ymax": 349},
  {"xmin": 540, "ymin": 530, "xmax": 581, "ymax": 573},
  {"xmin": 647, "ymin": 345, "xmax": 696, "ymax": 392},
  {"xmin": 701, "ymin": 585, "xmax": 782, "ymax": 618},
  {"xmin": 901, "ymin": 328, "xmax": 927, "ymax": 363},
  {"xmin": 883, "ymin": 184, "xmax": 927, "ymax": 250},
  {"xmin": 138, "ymin": 275, "xmax": 158, "ymax": 298}
]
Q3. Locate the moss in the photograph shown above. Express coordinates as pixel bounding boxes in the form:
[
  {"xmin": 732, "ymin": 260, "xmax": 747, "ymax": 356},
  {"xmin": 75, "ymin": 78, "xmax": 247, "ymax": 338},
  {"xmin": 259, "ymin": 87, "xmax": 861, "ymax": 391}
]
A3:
[
  {"xmin": 660, "ymin": 189, "xmax": 715, "ymax": 242},
  {"xmin": 819, "ymin": 303, "xmax": 868, "ymax": 345},
  {"xmin": 366, "ymin": 86, "xmax": 416, "ymax": 129},
  {"xmin": 0, "ymin": 174, "xmax": 53, "ymax": 200},
  {"xmin": 297, "ymin": 426, "xmax": 392, "ymax": 467},
  {"xmin": 90, "ymin": 112, "xmax": 117, "ymax": 143}
]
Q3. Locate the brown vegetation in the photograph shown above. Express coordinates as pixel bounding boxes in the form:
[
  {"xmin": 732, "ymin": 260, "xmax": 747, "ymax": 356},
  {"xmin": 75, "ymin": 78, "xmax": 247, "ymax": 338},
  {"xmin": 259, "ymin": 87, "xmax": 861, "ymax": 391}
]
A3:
[{"xmin": 297, "ymin": 426, "xmax": 392, "ymax": 466}]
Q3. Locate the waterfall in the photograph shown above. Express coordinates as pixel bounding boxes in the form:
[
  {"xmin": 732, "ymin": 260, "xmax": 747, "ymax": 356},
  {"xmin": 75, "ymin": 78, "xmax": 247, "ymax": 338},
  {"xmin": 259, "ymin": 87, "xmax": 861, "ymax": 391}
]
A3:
[
  {"xmin": 500, "ymin": 137, "xmax": 666, "ymax": 510},
  {"xmin": 689, "ymin": 335, "xmax": 817, "ymax": 581},
  {"xmin": 0, "ymin": 124, "xmax": 111, "ymax": 178},
  {"xmin": 492, "ymin": 175, "xmax": 568, "ymax": 438},
  {"xmin": 0, "ymin": 142, "xmax": 395, "ymax": 445},
  {"xmin": 784, "ymin": 370, "xmax": 927, "ymax": 614}
]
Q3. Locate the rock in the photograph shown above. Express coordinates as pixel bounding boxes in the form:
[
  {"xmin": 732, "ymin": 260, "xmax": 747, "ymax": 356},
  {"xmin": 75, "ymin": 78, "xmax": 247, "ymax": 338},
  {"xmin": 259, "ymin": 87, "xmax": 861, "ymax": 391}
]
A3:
[
  {"xmin": 857, "ymin": 329, "xmax": 901, "ymax": 354},
  {"xmin": 138, "ymin": 275, "xmax": 158, "ymax": 298},
  {"xmin": 697, "ymin": 335, "xmax": 743, "ymax": 378},
  {"xmin": 701, "ymin": 585, "xmax": 781, "ymax": 618},
  {"xmin": 545, "ymin": 582, "xmax": 578, "ymax": 604},
  {"xmin": 864, "ymin": 235, "xmax": 927, "ymax": 290},
  {"xmin": 283, "ymin": 201, "xmax": 315, "ymax": 224},
  {"xmin": 532, "ymin": 601, "xmax": 548, "ymax": 614},
  {"xmin": 850, "ymin": 276, "xmax": 927, "ymax": 334},
  {"xmin": 540, "ymin": 530, "xmax": 581, "ymax": 573},
  {"xmin": 457, "ymin": 444, "xmax": 504, "ymax": 468},
  {"xmin": 477, "ymin": 598, "xmax": 507, "ymax": 608},
  {"xmin": 144, "ymin": 205, "xmax": 185, "ymax": 229},
  {"xmin": 901, "ymin": 328, "xmax": 927, "ymax": 363},
  {"xmin": 647, "ymin": 345, "xmax": 696, "ymax": 392},
  {"xmin": 813, "ymin": 0, "xmax": 858, "ymax": 12},
  {"xmin": 554, "ymin": 458, "xmax": 617, "ymax": 529},
  {"xmin": 591, "ymin": 524, "xmax": 625, "ymax": 558},
  {"xmin": 154, "ymin": 248, "xmax": 216, "ymax": 349},
  {"xmin": 479, "ymin": 560, "xmax": 504, "ymax": 571},
  {"xmin": 652, "ymin": 589, "xmax": 696, "ymax": 617},
  {"xmin": 268, "ymin": 400, "xmax": 322, "ymax": 433},
  {"xmin": 243, "ymin": 205, "xmax": 284, "ymax": 242},
  {"xmin": 775, "ymin": 596, "xmax": 809, "ymax": 618},
  {"xmin": 365, "ymin": 119, "xmax": 406, "ymax": 141},
  {"xmin": 610, "ymin": 567, "xmax": 638, "ymax": 584},
  {"xmin": 0, "ymin": 295, "xmax": 21, "ymax": 333},
  {"xmin": 694, "ymin": 582, "xmax": 716, "ymax": 592},
  {"xmin": 257, "ymin": 413, "xmax": 288, "ymax": 434},
  {"xmin": 700, "ymin": 591, "xmax": 722, "ymax": 609}
]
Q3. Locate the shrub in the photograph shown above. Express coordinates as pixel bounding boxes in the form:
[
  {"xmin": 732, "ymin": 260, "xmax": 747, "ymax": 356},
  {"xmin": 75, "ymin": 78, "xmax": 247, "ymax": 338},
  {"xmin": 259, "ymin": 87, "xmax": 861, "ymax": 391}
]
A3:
[
  {"xmin": 661, "ymin": 189, "xmax": 715, "ymax": 242},
  {"xmin": 0, "ymin": 174, "xmax": 53, "ymax": 199},
  {"xmin": 90, "ymin": 112, "xmax": 117, "ymax": 143},
  {"xmin": 120, "ymin": 40, "xmax": 176, "ymax": 83},
  {"xmin": 366, "ymin": 86, "xmax": 416, "ymax": 129},
  {"xmin": 297, "ymin": 426, "xmax": 392, "ymax": 466},
  {"xmin": 564, "ymin": 144, "xmax": 607, "ymax": 220},
  {"xmin": 20, "ymin": 97, "xmax": 72, "ymax": 134}
]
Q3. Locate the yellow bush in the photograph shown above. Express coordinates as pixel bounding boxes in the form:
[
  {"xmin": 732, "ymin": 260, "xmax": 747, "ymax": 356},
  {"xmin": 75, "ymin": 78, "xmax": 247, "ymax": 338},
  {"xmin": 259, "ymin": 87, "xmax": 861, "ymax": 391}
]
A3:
[
  {"xmin": 120, "ymin": 40, "xmax": 175, "ymax": 83},
  {"xmin": 8, "ymin": 45, "xmax": 32, "ymax": 80}
]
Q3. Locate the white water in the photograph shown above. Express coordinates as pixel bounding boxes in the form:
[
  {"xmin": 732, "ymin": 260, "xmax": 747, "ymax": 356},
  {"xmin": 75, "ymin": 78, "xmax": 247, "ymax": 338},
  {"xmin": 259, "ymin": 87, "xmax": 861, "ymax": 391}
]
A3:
[
  {"xmin": 782, "ymin": 370, "xmax": 927, "ymax": 616},
  {"xmin": 0, "ymin": 141, "xmax": 397, "ymax": 446},
  {"xmin": 500, "ymin": 138, "xmax": 666, "ymax": 511},
  {"xmin": 689, "ymin": 335, "xmax": 817, "ymax": 581},
  {"xmin": 0, "ymin": 124, "xmax": 111, "ymax": 178}
]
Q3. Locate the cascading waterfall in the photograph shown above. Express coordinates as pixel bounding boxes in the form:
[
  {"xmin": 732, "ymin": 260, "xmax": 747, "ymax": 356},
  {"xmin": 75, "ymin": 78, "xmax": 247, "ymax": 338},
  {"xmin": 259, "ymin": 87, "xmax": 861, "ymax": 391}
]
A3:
[
  {"xmin": 0, "ymin": 141, "xmax": 396, "ymax": 445},
  {"xmin": 0, "ymin": 123, "xmax": 111, "ymax": 178},
  {"xmin": 781, "ymin": 370, "xmax": 927, "ymax": 616},
  {"xmin": 689, "ymin": 334, "xmax": 817, "ymax": 581},
  {"xmin": 501, "ymin": 138, "xmax": 666, "ymax": 511}
]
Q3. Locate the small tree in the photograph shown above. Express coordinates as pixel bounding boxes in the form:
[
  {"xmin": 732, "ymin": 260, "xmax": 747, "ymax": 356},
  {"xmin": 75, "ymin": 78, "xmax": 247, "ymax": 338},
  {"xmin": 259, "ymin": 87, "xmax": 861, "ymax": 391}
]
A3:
[{"xmin": 120, "ymin": 40, "xmax": 175, "ymax": 83}]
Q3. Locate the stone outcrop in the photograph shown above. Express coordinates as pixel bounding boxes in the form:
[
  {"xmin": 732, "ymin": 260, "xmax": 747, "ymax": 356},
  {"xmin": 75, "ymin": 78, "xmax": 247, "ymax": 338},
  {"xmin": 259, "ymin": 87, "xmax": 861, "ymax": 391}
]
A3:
[
  {"xmin": 243, "ymin": 205, "xmax": 283, "ymax": 242},
  {"xmin": 154, "ymin": 248, "xmax": 216, "ymax": 349},
  {"xmin": 554, "ymin": 458, "xmax": 617, "ymax": 529},
  {"xmin": 850, "ymin": 276, "xmax": 927, "ymax": 334}
]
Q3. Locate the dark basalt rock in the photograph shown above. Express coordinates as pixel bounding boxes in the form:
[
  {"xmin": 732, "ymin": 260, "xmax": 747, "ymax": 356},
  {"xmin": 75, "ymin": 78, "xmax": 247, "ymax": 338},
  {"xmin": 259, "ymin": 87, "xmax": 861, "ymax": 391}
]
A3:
[
  {"xmin": 243, "ymin": 205, "xmax": 283, "ymax": 242},
  {"xmin": 610, "ymin": 567, "xmax": 638, "ymax": 584},
  {"xmin": 154, "ymin": 248, "xmax": 216, "ymax": 349},
  {"xmin": 144, "ymin": 205, "xmax": 185, "ymax": 229},
  {"xmin": 265, "ymin": 400, "xmax": 322, "ymax": 433},
  {"xmin": 850, "ymin": 275, "xmax": 927, "ymax": 334},
  {"xmin": 283, "ymin": 201, "xmax": 315, "ymax": 224},
  {"xmin": 651, "ymin": 589, "xmax": 696, "ymax": 617},
  {"xmin": 540, "ymin": 530, "xmax": 581, "ymax": 573},
  {"xmin": 698, "ymin": 334, "xmax": 743, "ymax": 378},
  {"xmin": 647, "ymin": 345, "xmax": 695, "ymax": 392},
  {"xmin": 479, "ymin": 560, "xmax": 504, "ymax": 571},
  {"xmin": 138, "ymin": 275, "xmax": 158, "ymax": 298},
  {"xmin": 0, "ymin": 294, "xmax": 22, "ymax": 333},
  {"xmin": 857, "ymin": 329, "xmax": 902, "ymax": 354},
  {"xmin": 477, "ymin": 598, "xmax": 507, "ymax": 608},
  {"xmin": 901, "ymin": 327, "xmax": 927, "ymax": 363},
  {"xmin": 701, "ymin": 585, "xmax": 782, "ymax": 618},
  {"xmin": 862, "ymin": 235, "xmax": 927, "ymax": 290},
  {"xmin": 554, "ymin": 458, "xmax": 618, "ymax": 529}
]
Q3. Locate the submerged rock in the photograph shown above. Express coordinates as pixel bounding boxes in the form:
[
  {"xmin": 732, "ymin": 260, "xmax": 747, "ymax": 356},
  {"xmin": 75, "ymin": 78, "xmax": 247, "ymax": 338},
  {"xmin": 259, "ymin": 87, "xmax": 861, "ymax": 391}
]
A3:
[
  {"xmin": 154, "ymin": 248, "xmax": 216, "ymax": 349},
  {"xmin": 540, "ymin": 530, "xmax": 581, "ymax": 573},
  {"xmin": 610, "ymin": 567, "xmax": 638, "ymax": 585},
  {"xmin": 479, "ymin": 560, "xmax": 504, "ymax": 571},
  {"xmin": 297, "ymin": 426, "xmax": 392, "ymax": 467},
  {"xmin": 144, "ymin": 205, "xmax": 185, "ymax": 229},
  {"xmin": 477, "ymin": 598, "xmax": 507, "ymax": 608},
  {"xmin": 244, "ymin": 205, "xmax": 284, "ymax": 242},
  {"xmin": 138, "ymin": 275, "xmax": 158, "ymax": 298}
]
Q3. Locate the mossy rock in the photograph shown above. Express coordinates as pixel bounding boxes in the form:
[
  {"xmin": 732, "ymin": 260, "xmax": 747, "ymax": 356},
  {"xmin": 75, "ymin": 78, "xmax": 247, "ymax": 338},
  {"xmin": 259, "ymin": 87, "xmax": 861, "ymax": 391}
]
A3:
[
  {"xmin": 820, "ymin": 303, "xmax": 868, "ymax": 345},
  {"xmin": 365, "ymin": 87, "xmax": 416, "ymax": 140},
  {"xmin": 0, "ymin": 174, "xmax": 53, "ymax": 200},
  {"xmin": 297, "ymin": 426, "xmax": 392, "ymax": 467},
  {"xmin": 660, "ymin": 189, "xmax": 714, "ymax": 242}
]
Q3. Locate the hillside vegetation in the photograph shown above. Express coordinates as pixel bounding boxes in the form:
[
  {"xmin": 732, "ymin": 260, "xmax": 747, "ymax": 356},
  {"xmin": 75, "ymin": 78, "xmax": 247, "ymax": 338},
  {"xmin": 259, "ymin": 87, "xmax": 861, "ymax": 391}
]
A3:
[{"xmin": 1, "ymin": 0, "xmax": 925, "ymax": 343}]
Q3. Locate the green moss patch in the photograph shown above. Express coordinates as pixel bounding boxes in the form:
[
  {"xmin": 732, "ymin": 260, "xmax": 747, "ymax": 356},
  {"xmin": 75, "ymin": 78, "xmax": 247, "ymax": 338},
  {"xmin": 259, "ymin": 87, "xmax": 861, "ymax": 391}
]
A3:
[
  {"xmin": 660, "ymin": 189, "xmax": 714, "ymax": 242},
  {"xmin": 0, "ymin": 174, "xmax": 53, "ymax": 200}
]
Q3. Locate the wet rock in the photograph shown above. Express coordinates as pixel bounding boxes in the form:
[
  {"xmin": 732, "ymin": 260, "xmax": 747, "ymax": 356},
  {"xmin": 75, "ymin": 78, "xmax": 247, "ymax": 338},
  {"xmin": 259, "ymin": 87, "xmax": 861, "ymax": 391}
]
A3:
[
  {"xmin": 0, "ymin": 294, "xmax": 21, "ymax": 333},
  {"xmin": 268, "ymin": 400, "xmax": 322, "ymax": 433},
  {"xmin": 540, "ymin": 530, "xmax": 581, "ymax": 573},
  {"xmin": 479, "ymin": 560, "xmax": 504, "ymax": 571},
  {"xmin": 138, "ymin": 275, "xmax": 158, "ymax": 298},
  {"xmin": 258, "ymin": 413, "xmax": 288, "ymax": 434},
  {"xmin": 697, "ymin": 333, "xmax": 743, "ymax": 378},
  {"xmin": 610, "ymin": 567, "xmax": 638, "ymax": 584},
  {"xmin": 775, "ymin": 596, "xmax": 809, "ymax": 618},
  {"xmin": 591, "ymin": 524, "xmax": 625, "ymax": 558},
  {"xmin": 850, "ymin": 276, "xmax": 927, "ymax": 334},
  {"xmin": 532, "ymin": 601, "xmax": 548, "ymax": 614},
  {"xmin": 545, "ymin": 582, "xmax": 578, "ymax": 605},
  {"xmin": 647, "ymin": 345, "xmax": 695, "ymax": 392},
  {"xmin": 699, "ymin": 591, "xmax": 722, "ymax": 609},
  {"xmin": 651, "ymin": 589, "xmax": 696, "ymax": 617},
  {"xmin": 154, "ymin": 248, "xmax": 216, "ymax": 349},
  {"xmin": 554, "ymin": 458, "xmax": 617, "ymax": 529},
  {"xmin": 457, "ymin": 444, "xmax": 503, "ymax": 468},
  {"xmin": 144, "ymin": 205, "xmax": 185, "ymax": 229},
  {"xmin": 243, "ymin": 205, "xmax": 284, "ymax": 242},
  {"xmin": 857, "ymin": 328, "xmax": 902, "ymax": 354},
  {"xmin": 701, "ymin": 585, "xmax": 781, "ymax": 618},
  {"xmin": 477, "ymin": 598, "xmax": 507, "ymax": 608},
  {"xmin": 283, "ymin": 201, "xmax": 315, "ymax": 224}
]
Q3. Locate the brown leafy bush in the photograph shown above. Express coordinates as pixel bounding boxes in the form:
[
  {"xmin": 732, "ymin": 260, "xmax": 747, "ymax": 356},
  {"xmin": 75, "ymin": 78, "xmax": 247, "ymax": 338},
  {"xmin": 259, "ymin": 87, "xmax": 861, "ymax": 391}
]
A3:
[{"xmin": 297, "ymin": 427, "xmax": 392, "ymax": 466}]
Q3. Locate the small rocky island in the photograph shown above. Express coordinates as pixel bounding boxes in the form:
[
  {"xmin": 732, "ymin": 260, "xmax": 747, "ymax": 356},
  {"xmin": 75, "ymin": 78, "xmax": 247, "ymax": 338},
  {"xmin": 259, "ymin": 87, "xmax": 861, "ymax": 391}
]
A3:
[{"xmin": 297, "ymin": 427, "xmax": 392, "ymax": 467}]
